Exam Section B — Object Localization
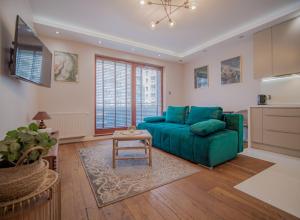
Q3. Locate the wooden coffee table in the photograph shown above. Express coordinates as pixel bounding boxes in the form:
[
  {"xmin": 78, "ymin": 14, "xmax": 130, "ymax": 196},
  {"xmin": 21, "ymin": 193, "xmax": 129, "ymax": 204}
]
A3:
[{"xmin": 112, "ymin": 130, "xmax": 152, "ymax": 168}]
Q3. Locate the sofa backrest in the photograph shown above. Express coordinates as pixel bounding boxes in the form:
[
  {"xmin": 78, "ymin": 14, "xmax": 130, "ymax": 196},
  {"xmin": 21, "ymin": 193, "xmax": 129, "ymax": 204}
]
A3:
[{"xmin": 186, "ymin": 106, "xmax": 223, "ymax": 125}]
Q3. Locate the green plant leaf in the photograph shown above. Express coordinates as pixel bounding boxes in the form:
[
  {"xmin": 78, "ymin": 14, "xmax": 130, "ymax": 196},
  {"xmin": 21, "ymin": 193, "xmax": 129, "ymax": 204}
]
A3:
[
  {"xmin": 7, "ymin": 151, "xmax": 18, "ymax": 162},
  {"xmin": 29, "ymin": 123, "xmax": 38, "ymax": 132},
  {"xmin": 19, "ymin": 132, "xmax": 34, "ymax": 143},
  {"xmin": 0, "ymin": 143, "xmax": 8, "ymax": 152},
  {"xmin": 49, "ymin": 138, "xmax": 57, "ymax": 146},
  {"xmin": 6, "ymin": 130, "xmax": 18, "ymax": 138},
  {"xmin": 9, "ymin": 142, "xmax": 21, "ymax": 152},
  {"xmin": 28, "ymin": 150, "xmax": 40, "ymax": 161},
  {"xmin": 17, "ymin": 127, "xmax": 28, "ymax": 132}
]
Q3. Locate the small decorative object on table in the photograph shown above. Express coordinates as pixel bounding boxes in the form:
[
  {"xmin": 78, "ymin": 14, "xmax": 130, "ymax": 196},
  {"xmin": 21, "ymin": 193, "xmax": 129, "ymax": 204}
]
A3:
[
  {"xmin": 32, "ymin": 111, "xmax": 51, "ymax": 129},
  {"xmin": 112, "ymin": 129, "xmax": 152, "ymax": 168},
  {"xmin": 0, "ymin": 123, "xmax": 57, "ymax": 202}
]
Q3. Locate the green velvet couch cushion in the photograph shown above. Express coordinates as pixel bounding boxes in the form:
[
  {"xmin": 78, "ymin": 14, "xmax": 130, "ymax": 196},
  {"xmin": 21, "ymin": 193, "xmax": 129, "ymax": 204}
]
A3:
[
  {"xmin": 190, "ymin": 119, "xmax": 226, "ymax": 136},
  {"xmin": 144, "ymin": 116, "xmax": 165, "ymax": 123},
  {"xmin": 165, "ymin": 106, "xmax": 189, "ymax": 124},
  {"xmin": 186, "ymin": 106, "xmax": 223, "ymax": 125}
]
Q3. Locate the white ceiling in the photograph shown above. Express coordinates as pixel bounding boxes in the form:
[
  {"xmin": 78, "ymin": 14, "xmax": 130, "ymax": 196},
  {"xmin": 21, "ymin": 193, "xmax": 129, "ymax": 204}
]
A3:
[{"xmin": 29, "ymin": 0, "xmax": 300, "ymax": 61}]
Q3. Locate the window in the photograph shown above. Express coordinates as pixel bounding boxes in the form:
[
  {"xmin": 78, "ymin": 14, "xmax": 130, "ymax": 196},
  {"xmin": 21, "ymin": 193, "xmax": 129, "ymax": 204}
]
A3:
[
  {"xmin": 135, "ymin": 66, "xmax": 162, "ymax": 124},
  {"xmin": 95, "ymin": 56, "xmax": 163, "ymax": 134}
]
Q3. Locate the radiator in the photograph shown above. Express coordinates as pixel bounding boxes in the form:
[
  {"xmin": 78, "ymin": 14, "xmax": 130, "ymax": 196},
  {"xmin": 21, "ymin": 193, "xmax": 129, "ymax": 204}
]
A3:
[{"xmin": 47, "ymin": 112, "xmax": 89, "ymax": 139}]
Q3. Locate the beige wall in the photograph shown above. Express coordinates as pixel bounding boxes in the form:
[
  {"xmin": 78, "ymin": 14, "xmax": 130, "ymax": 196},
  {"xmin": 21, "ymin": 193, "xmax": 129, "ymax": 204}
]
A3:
[
  {"xmin": 183, "ymin": 37, "xmax": 260, "ymax": 112},
  {"xmin": 0, "ymin": 0, "xmax": 39, "ymax": 138},
  {"xmin": 183, "ymin": 36, "xmax": 300, "ymax": 111},
  {"xmin": 37, "ymin": 37, "xmax": 184, "ymax": 137}
]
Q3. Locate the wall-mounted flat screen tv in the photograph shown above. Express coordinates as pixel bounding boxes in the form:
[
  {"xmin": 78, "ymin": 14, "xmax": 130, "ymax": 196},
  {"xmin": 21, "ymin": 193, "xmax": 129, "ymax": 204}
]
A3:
[{"xmin": 10, "ymin": 15, "xmax": 52, "ymax": 87}]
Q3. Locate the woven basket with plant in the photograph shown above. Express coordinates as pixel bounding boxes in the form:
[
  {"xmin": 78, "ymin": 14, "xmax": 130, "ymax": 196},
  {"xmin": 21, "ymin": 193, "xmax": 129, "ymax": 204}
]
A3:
[{"xmin": 0, "ymin": 123, "xmax": 57, "ymax": 202}]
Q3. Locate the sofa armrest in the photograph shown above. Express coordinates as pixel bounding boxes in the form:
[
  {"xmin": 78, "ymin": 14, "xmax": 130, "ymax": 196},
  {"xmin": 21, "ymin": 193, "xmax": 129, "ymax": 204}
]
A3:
[{"xmin": 223, "ymin": 114, "xmax": 243, "ymax": 153}]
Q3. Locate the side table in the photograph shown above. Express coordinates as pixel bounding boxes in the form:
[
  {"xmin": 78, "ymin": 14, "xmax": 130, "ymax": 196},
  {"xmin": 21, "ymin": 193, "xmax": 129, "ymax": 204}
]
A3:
[{"xmin": 0, "ymin": 170, "xmax": 60, "ymax": 220}]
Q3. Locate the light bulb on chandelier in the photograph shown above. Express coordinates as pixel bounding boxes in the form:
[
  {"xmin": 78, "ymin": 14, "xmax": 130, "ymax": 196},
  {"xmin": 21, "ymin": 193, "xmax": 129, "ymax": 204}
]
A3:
[
  {"xmin": 169, "ymin": 20, "xmax": 175, "ymax": 28},
  {"xmin": 189, "ymin": 0, "xmax": 197, "ymax": 10},
  {"xmin": 142, "ymin": 0, "xmax": 197, "ymax": 29},
  {"xmin": 150, "ymin": 21, "xmax": 158, "ymax": 30}
]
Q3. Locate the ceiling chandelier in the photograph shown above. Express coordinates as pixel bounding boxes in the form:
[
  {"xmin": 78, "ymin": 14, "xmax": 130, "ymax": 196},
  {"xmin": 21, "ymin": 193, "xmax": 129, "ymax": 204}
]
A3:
[{"xmin": 139, "ymin": 0, "xmax": 198, "ymax": 29}]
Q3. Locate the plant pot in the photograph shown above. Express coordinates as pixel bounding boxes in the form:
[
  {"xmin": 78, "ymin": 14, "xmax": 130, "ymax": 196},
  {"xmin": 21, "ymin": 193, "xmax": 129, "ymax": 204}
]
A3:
[{"xmin": 0, "ymin": 159, "xmax": 49, "ymax": 202}]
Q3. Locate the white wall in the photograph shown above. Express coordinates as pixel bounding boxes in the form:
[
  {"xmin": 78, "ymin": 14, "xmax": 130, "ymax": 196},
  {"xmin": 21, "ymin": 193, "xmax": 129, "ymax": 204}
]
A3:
[
  {"xmin": 37, "ymin": 37, "xmax": 184, "ymax": 137},
  {"xmin": 0, "ymin": 0, "xmax": 39, "ymax": 138},
  {"xmin": 183, "ymin": 36, "xmax": 300, "ymax": 111},
  {"xmin": 183, "ymin": 37, "xmax": 260, "ymax": 112}
]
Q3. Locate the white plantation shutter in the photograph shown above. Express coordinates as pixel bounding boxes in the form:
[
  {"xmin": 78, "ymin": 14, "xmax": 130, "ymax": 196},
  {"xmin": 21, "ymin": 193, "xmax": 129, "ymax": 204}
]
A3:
[
  {"xmin": 136, "ymin": 66, "xmax": 162, "ymax": 124},
  {"xmin": 96, "ymin": 59, "xmax": 132, "ymax": 129}
]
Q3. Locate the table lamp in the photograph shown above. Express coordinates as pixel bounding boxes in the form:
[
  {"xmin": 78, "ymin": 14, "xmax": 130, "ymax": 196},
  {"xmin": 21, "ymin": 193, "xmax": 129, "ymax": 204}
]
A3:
[{"xmin": 32, "ymin": 111, "xmax": 51, "ymax": 129}]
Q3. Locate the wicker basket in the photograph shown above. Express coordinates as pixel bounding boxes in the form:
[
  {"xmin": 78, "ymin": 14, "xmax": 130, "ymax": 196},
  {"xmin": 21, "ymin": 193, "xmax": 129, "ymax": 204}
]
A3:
[{"xmin": 0, "ymin": 147, "xmax": 49, "ymax": 202}]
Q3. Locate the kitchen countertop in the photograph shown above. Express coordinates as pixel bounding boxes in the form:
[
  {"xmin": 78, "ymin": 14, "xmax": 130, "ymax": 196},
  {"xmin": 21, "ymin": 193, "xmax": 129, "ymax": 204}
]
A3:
[{"xmin": 250, "ymin": 104, "xmax": 300, "ymax": 108}]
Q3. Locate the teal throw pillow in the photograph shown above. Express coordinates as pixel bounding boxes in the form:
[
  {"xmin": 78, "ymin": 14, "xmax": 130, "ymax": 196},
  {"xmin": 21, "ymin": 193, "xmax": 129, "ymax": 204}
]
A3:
[{"xmin": 190, "ymin": 119, "xmax": 226, "ymax": 136}]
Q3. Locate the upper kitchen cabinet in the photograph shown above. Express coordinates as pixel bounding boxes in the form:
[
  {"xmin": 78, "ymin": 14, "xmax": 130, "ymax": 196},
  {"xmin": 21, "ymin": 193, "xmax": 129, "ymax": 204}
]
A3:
[
  {"xmin": 253, "ymin": 28, "xmax": 273, "ymax": 79},
  {"xmin": 272, "ymin": 17, "xmax": 300, "ymax": 76},
  {"xmin": 253, "ymin": 16, "xmax": 300, "ymax": 79}
]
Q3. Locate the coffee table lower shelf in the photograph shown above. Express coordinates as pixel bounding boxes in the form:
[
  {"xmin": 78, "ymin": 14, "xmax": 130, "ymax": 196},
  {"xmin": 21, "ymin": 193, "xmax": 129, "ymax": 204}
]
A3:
[{"xmin": 112, "ymin": 130, "xmax": 152, "ymax": 168}]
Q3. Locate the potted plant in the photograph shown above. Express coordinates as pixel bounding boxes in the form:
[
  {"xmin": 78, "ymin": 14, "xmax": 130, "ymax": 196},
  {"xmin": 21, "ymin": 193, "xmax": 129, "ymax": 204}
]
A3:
[{"xmin": 0, "ymin": 123, "xmax": 57, "ymax": 202}]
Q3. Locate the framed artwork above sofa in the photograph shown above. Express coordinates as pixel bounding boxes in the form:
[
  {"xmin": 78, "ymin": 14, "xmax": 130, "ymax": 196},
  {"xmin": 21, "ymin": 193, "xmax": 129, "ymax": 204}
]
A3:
[
  {"xmin": 194, "ymin": 65, "xmax": 209, "ymax": 88},
  {"xmin": 221, "ymin": 56, "xmax": 242, "ymax": 85}
]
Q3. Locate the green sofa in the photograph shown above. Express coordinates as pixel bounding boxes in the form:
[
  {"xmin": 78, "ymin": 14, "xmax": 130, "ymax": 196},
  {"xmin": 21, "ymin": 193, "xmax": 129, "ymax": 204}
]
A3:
[{"xmin": 137, "ymin": 106, "xmax": 243, "ymax": 168}]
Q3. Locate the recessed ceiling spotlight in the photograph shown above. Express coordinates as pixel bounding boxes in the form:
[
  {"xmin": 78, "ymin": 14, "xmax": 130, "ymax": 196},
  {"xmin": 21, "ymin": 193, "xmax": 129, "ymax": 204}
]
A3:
[
  {"xmin": 158, "ymin": 54, "xmax": 161, "ymax": 57},
  {"xmin": 98, "ymin": 40, "xmax": 102, "ymax": 44},
  {"xmin": 55, "ymin": 31, "xmax": 60, "ymax": 34},
  {"xmin": 140, "ymin": 0, "xmax": 146, "ymax": 5}
]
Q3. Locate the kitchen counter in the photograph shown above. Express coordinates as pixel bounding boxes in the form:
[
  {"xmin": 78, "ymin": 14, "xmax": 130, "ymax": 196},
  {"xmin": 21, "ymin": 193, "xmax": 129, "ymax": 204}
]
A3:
[{"xmin": 250, "ymin": 104, "xmax": 300, "ymax": 108}]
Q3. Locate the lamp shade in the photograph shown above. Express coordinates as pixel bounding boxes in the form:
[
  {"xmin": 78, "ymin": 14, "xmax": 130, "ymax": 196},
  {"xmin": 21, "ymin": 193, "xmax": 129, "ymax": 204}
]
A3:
[{"xmin": 32, "ymin": 111, "xmax": 51, "ymax": 120}]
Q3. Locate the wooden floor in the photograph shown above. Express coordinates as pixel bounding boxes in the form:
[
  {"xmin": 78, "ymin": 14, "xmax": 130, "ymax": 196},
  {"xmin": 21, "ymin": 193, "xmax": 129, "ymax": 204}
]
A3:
[{"xmin": 59, "ymin": 140, "xmax": 298, "ymax": 220}]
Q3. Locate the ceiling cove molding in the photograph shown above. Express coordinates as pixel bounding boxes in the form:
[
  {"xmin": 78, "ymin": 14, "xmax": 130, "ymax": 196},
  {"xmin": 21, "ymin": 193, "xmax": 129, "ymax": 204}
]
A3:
[
  {"xmin": 33, "ymin": 16, "xmax": 179, "ymax": 57},
  {"xmin": 33, "ymin": 2, "xmax": 300, "ymax": 59},
  {"xmin": 180, "ymin": 2, "xmax": 300, "ymax": 57}
]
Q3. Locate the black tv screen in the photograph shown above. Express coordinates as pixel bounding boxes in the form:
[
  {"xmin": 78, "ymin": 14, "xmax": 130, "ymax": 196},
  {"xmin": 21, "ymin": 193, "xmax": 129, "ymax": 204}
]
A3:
[{"xmin": 10, "ymin": 15, "xmax": 52, "ymax": 87}]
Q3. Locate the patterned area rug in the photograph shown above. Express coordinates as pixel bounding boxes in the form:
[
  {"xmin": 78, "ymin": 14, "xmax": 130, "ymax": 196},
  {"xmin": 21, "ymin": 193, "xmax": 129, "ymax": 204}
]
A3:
[{"xmin": 79, "ymin": 142, "xmax": 200, "ymax": 207}]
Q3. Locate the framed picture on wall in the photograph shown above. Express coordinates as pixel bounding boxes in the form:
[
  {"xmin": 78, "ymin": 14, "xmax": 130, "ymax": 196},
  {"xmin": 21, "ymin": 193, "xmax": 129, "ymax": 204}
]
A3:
[
  {"xmin": 221, "ymin": 56, "xmax": 241, "ymax": 85},
  {"xmin": 54, "ymin": 51, "xmax": 79, "ymax": 82},
  {"xmin": 194, "ymin": 65, "xmax": 208, "ymax": 88}
]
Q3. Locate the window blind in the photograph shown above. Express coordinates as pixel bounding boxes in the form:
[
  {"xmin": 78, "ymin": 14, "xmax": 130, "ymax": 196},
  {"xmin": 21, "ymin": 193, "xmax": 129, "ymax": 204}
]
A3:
[{"xmin": 96, "ymin": 59, "xmax": 132, "ymax": 129}]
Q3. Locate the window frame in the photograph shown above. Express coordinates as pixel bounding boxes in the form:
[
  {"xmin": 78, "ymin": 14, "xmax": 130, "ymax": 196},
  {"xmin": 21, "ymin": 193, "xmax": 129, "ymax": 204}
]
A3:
[{"xmin": 94, "ymin": 55, "xmax": 163, "ymax": 135}]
